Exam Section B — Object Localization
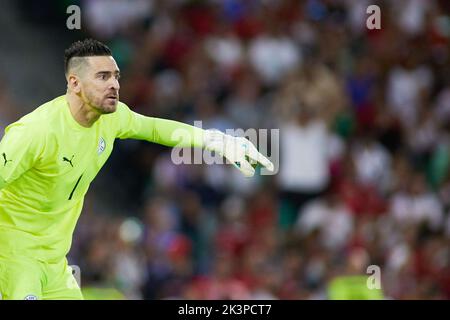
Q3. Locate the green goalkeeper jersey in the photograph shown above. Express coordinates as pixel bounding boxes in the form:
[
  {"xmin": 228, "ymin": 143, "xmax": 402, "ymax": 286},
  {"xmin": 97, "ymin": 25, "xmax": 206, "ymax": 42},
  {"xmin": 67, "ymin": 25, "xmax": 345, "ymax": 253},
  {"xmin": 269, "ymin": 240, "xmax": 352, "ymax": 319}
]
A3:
[{"xmin": 0, "ymin": 95, "xmax": 204, "ymax": 263}]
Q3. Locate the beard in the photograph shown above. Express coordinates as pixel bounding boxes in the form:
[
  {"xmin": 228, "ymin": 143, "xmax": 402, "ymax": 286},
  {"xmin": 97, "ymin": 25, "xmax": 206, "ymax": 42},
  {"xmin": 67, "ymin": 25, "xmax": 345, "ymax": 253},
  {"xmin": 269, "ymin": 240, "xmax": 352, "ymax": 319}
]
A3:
[{"xmin": 83, "ymin": 90, "xmax": 118, "ymax": 114}]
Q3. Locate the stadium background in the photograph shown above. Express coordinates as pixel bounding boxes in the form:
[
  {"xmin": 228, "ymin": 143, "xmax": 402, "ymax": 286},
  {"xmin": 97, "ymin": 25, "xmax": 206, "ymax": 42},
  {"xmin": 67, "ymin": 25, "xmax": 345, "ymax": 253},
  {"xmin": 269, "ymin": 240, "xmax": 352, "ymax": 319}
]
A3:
[{"xmin": 0, "ymin": 0, "xmax": 449, "ymax": 299}]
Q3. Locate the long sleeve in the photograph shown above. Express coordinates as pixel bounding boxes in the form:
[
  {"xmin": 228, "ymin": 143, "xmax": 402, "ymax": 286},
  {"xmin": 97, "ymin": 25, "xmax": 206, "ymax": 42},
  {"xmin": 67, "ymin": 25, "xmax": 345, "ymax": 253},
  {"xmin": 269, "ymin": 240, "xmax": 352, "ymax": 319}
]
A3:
[
  {"xmin": 0, "ymin": 122, "xmax": 45, "ymax": 190},
  {"xmin": 114, "ymin": 103, "xmax": 205, "ymax": 148}
]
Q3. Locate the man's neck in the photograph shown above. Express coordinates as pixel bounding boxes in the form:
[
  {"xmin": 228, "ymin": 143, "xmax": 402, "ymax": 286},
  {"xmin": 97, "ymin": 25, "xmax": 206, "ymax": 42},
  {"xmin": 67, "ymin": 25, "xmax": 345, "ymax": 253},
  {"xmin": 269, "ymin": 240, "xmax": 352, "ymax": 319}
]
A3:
[{"xmin": 66, "ymin": 92, "xmax": 101, "ymax": 128}]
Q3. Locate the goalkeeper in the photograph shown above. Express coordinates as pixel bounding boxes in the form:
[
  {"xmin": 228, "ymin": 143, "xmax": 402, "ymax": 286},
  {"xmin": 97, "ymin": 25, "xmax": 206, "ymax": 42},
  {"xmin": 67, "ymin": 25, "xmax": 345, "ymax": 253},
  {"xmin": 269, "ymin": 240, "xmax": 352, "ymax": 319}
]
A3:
[{"xmin": 0, "ymin": 39, "xmax": 273, "ymax": 300}]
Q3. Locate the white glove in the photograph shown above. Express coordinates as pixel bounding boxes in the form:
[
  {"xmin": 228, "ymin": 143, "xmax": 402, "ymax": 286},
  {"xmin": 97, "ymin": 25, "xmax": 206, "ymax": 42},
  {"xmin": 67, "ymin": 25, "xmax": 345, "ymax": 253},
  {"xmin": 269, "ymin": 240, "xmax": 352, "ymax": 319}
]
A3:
[{"xmin": 203, "ymin": 129, "xmax": 274, "ymax": 177}]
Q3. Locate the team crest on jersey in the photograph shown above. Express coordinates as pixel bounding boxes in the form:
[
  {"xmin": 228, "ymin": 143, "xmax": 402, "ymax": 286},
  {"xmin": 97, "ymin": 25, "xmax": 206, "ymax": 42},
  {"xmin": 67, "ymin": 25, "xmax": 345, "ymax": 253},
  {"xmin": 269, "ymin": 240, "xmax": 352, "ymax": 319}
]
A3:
[
  {"xmin": 24, "ymin": 294, "xmax": 38, "ymax": 300},
  {"xmin": 98, "ymin": 137, "xmax": 106, "ymax": 155}
]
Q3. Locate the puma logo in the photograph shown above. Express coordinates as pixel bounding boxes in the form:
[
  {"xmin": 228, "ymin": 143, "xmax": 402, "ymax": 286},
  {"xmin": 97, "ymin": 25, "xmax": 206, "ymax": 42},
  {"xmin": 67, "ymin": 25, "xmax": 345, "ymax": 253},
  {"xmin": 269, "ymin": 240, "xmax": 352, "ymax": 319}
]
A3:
[
  {"xmin": 63, "ymin": 155, "xmax": 74, "ymax": 167},
  {"xmin": 2, "ymin": 153, "xmax": 12, "ymax": 166}
]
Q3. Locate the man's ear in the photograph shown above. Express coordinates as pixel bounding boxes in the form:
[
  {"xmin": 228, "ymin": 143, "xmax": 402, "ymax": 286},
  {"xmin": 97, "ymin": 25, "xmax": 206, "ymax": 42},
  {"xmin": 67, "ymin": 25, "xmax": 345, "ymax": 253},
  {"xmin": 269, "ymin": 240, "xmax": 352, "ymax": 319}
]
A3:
[{"xmin": 67, "ymin": 74, "xmax": 82, "ymax": 94}]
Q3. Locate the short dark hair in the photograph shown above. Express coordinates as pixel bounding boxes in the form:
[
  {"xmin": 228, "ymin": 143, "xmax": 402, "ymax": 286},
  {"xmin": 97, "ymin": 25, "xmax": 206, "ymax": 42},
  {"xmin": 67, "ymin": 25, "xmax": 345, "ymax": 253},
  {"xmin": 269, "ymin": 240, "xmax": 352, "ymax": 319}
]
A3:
[{"xmin": 64, "ymin": 38, "xmax": 112, "ymax": 74}]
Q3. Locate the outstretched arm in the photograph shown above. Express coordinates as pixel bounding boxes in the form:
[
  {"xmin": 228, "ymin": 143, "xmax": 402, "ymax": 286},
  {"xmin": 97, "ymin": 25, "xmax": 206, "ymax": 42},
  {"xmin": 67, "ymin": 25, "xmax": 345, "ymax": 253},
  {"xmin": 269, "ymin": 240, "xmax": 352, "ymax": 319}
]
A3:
[{"xmin": 115, "ymin": 103, "xmax": 274, "ymax": 177}]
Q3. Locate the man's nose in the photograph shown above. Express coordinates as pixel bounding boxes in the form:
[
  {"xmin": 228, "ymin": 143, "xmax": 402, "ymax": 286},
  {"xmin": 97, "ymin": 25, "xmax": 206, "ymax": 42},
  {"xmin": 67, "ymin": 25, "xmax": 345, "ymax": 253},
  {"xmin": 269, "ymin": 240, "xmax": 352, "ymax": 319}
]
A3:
[{"xmin": 109, "ymin": 78, "xmax": 120, "ymax": 91}]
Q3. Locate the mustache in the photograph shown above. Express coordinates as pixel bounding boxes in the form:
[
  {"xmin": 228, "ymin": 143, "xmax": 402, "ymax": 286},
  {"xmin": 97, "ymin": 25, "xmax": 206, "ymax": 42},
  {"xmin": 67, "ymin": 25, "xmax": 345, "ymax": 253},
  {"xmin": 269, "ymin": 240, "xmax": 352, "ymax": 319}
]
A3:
[{"xmin": 105, "ymin": 92, "xmax": 119, "ymax": 98}]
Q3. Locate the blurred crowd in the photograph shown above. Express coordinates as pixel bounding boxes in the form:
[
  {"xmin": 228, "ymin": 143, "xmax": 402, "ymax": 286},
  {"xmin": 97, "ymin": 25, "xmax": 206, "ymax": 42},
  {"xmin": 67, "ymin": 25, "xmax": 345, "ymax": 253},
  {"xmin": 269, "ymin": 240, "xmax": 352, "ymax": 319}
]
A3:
[{"xmin": 3, "ymin": 0, "xmax": 450, "ymax": 299}]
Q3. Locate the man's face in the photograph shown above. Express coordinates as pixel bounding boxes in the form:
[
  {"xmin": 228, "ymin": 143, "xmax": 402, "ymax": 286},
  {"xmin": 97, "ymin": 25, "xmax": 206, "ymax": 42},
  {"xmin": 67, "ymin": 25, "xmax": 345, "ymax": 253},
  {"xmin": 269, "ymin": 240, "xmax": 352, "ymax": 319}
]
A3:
[{"xmin": 78, "ymin": 56, "xmax": 121, "ymax": 114}]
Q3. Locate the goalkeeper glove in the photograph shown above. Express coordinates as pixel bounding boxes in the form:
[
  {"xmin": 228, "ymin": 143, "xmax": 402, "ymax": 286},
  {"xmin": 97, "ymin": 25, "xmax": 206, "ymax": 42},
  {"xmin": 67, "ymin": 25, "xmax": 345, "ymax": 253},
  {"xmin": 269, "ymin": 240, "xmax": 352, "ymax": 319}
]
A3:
[{"xmin": 203, "ymin": 129, "xmax": 274, "ymax": 177}]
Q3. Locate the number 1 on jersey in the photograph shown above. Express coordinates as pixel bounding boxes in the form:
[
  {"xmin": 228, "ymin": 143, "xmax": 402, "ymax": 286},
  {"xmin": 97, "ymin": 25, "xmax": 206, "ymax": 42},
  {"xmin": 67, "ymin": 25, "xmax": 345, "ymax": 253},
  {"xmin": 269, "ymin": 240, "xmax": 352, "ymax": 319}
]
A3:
[{"xmin": 68, "ymin": 174, "xmax": 83, "ymax": 200}]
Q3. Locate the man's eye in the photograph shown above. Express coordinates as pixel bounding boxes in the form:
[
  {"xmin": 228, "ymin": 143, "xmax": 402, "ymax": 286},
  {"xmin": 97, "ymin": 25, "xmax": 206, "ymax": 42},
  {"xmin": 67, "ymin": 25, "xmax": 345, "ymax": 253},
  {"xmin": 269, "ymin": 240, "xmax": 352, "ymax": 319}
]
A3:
[{"xmin": 115, "ymin": 74, "xmax": 120, "ymax": 80}]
